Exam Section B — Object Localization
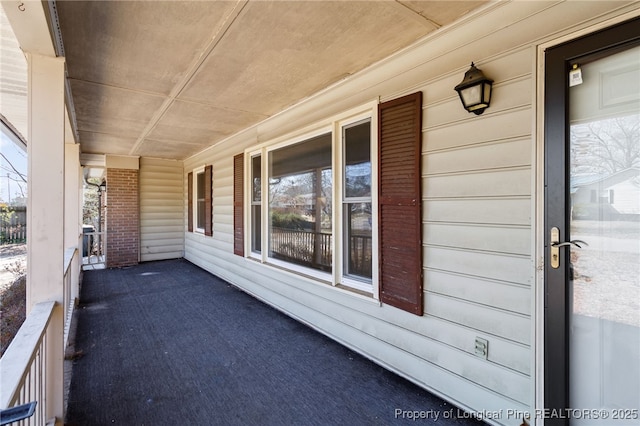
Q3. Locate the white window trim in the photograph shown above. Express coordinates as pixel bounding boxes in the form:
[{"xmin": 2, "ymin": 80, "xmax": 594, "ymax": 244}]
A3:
[
  {"xmin": 192, "ymin": 166, "xmax": 205, "ymax": 234},
  {"xmin": 246, "ymin": 150, "xmax": 263, "ymax": 260},
  {"xmin": 245, "ymin": 101, "xmax": 379, "ymax": 299},
  {"xmin": 337, "ymin": 113, "xmax": 379, "ymax": 297},
  {"xmin": 265, "ymin": 127, "xmax": 333, "ymax": 277}
]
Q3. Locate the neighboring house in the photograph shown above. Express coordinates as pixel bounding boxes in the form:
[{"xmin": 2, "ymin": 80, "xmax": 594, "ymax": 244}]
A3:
[
  {"xmin": 1, "ymin": 2, "xmax": 639, "ymax": 426},
  {"xmin": 572, "ymin": 168, "xmax": 640, "ymax": 219}
]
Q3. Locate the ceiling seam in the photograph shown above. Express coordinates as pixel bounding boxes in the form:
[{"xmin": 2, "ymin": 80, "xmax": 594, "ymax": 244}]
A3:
[
  {"xmin": 66, "ymin": 78, "xmax": 167, "ymax": 98},
  {"xmin": 395, "ymin": 0, "xmax": 443, "ymax": 29},
  {"xmin": 127, "ymin": 0, "xmax": 250, "ymax": 157}
]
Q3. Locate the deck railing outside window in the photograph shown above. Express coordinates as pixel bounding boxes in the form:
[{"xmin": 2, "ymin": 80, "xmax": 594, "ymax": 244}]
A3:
[
  {"xmin": 270, "ymin": 227, "xmax": 332, "ymax": 270},
  {"xmin": 270, "ymin": 228, "xmax": 372, "ymax": 277},
  {"xmin": 348, "ymin": 233, "xmax": 373, "ymax": 278}
]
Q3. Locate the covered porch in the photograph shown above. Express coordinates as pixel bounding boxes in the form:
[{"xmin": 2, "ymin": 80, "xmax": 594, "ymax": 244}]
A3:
[
  {"xmin": 64, "ymin": 259, "xmax": 483, "ymax": 425},
  {"xmin": 2, "ymin": 1, "xmax": 495, "ymax": 422},
  {"xmin": 2, "ymin": 1, "xmax": 639, "ymax": 425}
]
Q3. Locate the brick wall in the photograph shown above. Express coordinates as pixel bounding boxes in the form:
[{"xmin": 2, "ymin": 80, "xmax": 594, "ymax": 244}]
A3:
[{"xmin": 106, "ymin": 168, "xmax": 139, "ymax": 268}]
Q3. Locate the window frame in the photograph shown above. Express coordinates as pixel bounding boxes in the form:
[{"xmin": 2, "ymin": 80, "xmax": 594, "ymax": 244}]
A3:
[
  {"xmin": 338, "ymin": 114, "xmax": 378, "ymax": 295},
  {"xmin": 248, "ymin": 151, "xmax": 263, "ymax": 259},
  {"xmin": 239, "ymin": 94, "xmax": 422, "ymax": 314},
  {"xmin": 245, "ymin": 103, "xmax": 379, "ymax": 297},
  {"xmin": 265, "ymin": 126, "xmax": 334, "ymax": 283},
  {"xmin": 195, "ymin": 168, "xmax": 206, "ymax": 233},
  {"xmin": 191, "ymin": 165, "xmax": 212, "ymax": 236}
]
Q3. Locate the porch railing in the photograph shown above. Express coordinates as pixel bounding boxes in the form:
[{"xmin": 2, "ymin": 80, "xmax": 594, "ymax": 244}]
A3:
[
  {"xmin": 82, "ymin": 231, "xmax": 106, "ymax": 269},
  {"xmin": 63, "ymin": 247, "xmax": 78, "ymax": 348},
  {"xmin": 0, "ymin": 301, "xmax": 56, "ymax": 425},
  {"xmin": 1, "ymin": 246, "xmax": 79, "ymax": 425},
  {"xmin": 270, "ymin": 228, "xmax": 372, "ymax": 275},
  {"xmin": 347, "ymin": 234, "xmax": 373, "ymax": 278},
  {"xmin": 270, "ymin": 227, "xmax": 332, "ymax": 269}
]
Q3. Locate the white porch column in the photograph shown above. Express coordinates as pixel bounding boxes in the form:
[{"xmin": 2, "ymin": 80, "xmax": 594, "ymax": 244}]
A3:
[
  {"xmin": 64, "ymin": 143, "xmax": 80, "ymax": 248},
  {"xmin": 65, "ymin": 143, "xmax": 82, "ymax": 301},
  {"xmin": 26, "ymin": 52, "xmax": 65, "ymax": 423}
]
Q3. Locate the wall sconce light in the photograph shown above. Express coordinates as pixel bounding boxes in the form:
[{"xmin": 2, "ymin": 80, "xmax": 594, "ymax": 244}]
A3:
[
  {"xmin": 454, "ymin": 62, "xmax": 493, "ymax": 115},
  {"xmin": 98, "ymin": 179, "xmax": 106, "ymax": 194}
]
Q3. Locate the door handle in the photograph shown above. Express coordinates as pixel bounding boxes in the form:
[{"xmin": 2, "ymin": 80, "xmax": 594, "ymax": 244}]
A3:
[
  {"xmin": 551, "ymin": 240, "xmax": 589, "ymax": 248},
  {"xmin": 550, "ymin": 227, "xmax": 588, "ymax": 269}
]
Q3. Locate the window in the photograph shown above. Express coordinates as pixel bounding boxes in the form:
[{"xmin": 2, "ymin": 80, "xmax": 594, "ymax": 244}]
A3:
[
  {"xmin": 343, "ymin": 120, "xmax": 373, "ymax": 284},
  {"xmin": 196, "ymin": 171, "xmax": 206, "ymax": 230},
  {"xmin": 251, "ymin": 155, "xmax": 262, "ymax": 254},
  {"xmin": 241, "ymin": 93, "xmax": 423, "ymax": 314},
  {"xmin": 268, "ymin": 133, "xmax": 333, "ymax": 273},
  {"xmin": 188, "ymin": 165, "xmax": 212, "ymax": 236}
]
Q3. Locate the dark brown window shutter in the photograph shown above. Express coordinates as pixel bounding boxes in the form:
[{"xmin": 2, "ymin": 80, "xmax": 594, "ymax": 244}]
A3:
[
  {"xmin": 233, "ymin": 154, "xmax": 244, "ymax": 256},
  {"xmin": 378, "ymin": 91, "xmax": 423, "ymax": 315},
  {"xmin": 187, "ymin": 172, "xmax": 193, "ymax": 232},
  {"xmin": 204, "ymin": 165, "xmax": 213, "ymax": 236}
]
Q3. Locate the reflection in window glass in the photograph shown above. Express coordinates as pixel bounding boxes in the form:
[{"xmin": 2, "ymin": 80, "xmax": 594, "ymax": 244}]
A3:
[
  {"xmin": 568, "ymin": 44, "xmax": 639, "ymax": 415},
  {"xmin": 346, "ymin": 202, "xmax": 372, "ymax": 279},
  {"xmin": 268, "ymin": 133, "xmax": 332, "ymax": 272},
  {"xmin": 345, "ymin": 121, "xmax": 371, "ymax": 198},
  {"xmin": 343, "ymin": 120, "xmax": 372, "ymax": 280},
  {"xmin": 251, "ymin": 155, "xmax": 261, "ymax": 253}
]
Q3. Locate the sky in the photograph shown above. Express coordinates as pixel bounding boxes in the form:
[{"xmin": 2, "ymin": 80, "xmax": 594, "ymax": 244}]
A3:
[{"xmin": 0, "ymin": 131, "xmax": 27, "ymax": 204}]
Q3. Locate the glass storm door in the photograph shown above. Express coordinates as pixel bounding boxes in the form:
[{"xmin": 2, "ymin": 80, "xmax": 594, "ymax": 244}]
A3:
[{"xmin": 545, "ymin": 18, "xmax": 640, "ymax": 426}]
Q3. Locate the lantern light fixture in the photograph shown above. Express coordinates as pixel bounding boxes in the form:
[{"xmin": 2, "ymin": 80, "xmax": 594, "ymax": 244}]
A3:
[{"xmin": 454, "ymin": 62, "xmax": 493, "ymax": 115}]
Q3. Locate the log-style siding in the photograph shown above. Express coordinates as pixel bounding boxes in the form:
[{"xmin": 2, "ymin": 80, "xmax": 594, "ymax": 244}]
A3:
[{"xmin": 139, "ymin": 158, "xmax": 184, "ymax": 261}]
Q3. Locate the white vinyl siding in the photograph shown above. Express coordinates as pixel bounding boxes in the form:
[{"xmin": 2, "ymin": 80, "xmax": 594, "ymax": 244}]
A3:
[
  {"xmin": 180, "ymin": 3, "xmax": 639, "ymax": 425},
  {"xmin": 139, "ymin": 158, "xmax": 184, "ymax": 261}
]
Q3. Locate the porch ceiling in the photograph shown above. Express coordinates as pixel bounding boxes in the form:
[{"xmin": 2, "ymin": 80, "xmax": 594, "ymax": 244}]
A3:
[{"xmin": 56, "ymin": 0, "xmax": 487, "ymax": 160}]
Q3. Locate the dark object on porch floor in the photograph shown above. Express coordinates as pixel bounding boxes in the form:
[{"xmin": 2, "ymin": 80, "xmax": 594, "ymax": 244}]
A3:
[
  {"xmin": 66, "ymin": 259, "xmax": 484, "ymax": 425},
  {"xmin": 0, "ymin": 401, "xmax": 36, "ymax": 425}
]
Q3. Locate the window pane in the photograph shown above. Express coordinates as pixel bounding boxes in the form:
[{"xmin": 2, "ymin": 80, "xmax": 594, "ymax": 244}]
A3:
[
  {"xmin": 196, "ymin": 172, "xmax": 205, "ymax": 199},
  {"xmin": 197, "ymin": 200, "xmax": 205, "ymax": 229},
  {"xmin": 344, "ymin": 121, "xmax": 371, "ymax": 199},
  {"xmin": 268, "ymin": 133, "xmax": 332, "ymax": 272},
  {"xmin": 252, "ymin": 155, "xmax": 261, "ymax": 202},
  {"xmin": 251, "ymin": 204, "xmax": 261, "ymax": 253},
  {"xmin": 196, "ymin": 172, "xmax": 205, "ymax": 229},
  {"xmin": 251, "ymin": 155, "xmax": 261, "ymax": 253},
  {"xmin": 345, "ymin": 202, "xmax": 372, "ymax": 279}
]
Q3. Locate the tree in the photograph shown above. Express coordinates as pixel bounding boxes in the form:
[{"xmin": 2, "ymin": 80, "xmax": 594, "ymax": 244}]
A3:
[
  {"xmin": 83, "ymin": 178, "xmax": 102, "ymax": 229},
  {"xmin": 0, "ymin": 152, "xmax": 27, "ymax": 203},
  {"xmin": 571, "ymin": 114, "xmax": 640, "ymax": 176}
]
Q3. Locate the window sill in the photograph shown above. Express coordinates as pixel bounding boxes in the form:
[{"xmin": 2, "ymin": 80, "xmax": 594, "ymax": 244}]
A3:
[
  {"xmin": 192, "ymin": 228, "xmax": 213, "ymax": 237},
  {"xmin": 335, "ymin": 283, "xmax": 376, "ymax": 299},
  {"xmin": 265, "ymin": 258, "xmax": 332, "ymax": 285},
  {"xmin": 245, "ymin": 256, "xmax": 380, "ymax": 306}
]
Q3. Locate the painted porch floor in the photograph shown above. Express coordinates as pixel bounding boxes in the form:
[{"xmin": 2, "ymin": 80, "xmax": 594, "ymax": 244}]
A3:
[{"xmin": 65, "ymin": 259, "xmax": 485, "ymax": 425}]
